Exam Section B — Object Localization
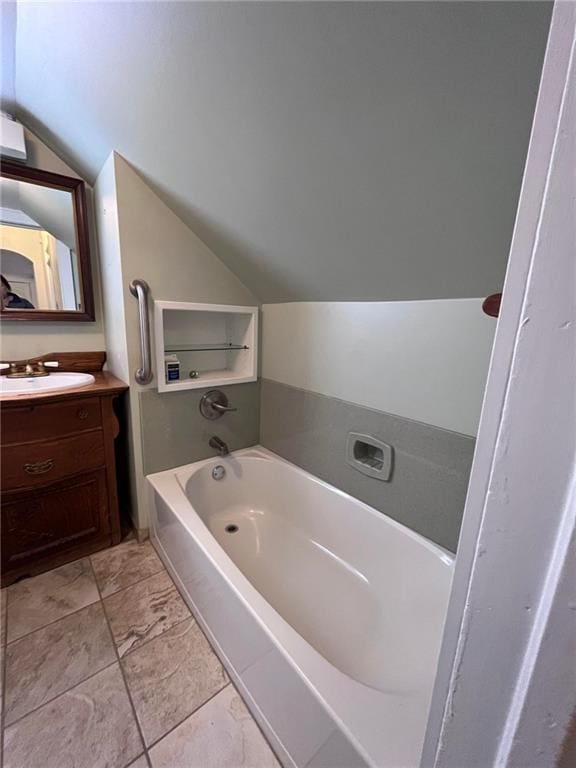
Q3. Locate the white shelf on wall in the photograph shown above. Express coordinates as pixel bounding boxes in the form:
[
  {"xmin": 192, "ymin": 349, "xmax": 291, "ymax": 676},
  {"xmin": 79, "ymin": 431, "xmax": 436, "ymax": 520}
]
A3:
[{"xmin": 154, "ymin": 301, "xmax": 258, "ymax": 393}]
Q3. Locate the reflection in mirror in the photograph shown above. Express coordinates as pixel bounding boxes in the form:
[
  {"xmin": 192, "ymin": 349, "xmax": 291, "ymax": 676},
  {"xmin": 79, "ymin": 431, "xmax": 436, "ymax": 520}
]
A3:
[
  {"xmin": 0, "ymin": 177, "xmax": 81, "ymax": 311},
  {"xmin": 0, "ymin": 161, "xmax": 94, "ymax": 321}
]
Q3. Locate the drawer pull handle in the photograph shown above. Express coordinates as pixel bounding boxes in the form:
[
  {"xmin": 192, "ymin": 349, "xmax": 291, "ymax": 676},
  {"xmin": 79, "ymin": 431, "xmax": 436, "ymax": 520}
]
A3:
[
  {"xmin": 24, "ymin": 459, "xmax": 54, "ymax": 475},
  {"xmin": 77, "ymin": 408, "xmax": 89, "ymax": 420}
]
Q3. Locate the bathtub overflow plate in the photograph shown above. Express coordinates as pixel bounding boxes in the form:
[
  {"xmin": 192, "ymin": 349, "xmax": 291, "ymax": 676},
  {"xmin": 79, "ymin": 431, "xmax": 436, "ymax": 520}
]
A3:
[{"xmin": 212, "ymin": 465, "xmax": 226, "ymax": 481}]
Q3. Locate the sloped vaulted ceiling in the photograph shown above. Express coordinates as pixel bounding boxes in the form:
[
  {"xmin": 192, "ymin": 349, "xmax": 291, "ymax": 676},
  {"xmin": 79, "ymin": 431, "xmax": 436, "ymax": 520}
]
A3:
[{"xmin": 11, "ymin": 1, "xmax": 550, "ymax": 302}]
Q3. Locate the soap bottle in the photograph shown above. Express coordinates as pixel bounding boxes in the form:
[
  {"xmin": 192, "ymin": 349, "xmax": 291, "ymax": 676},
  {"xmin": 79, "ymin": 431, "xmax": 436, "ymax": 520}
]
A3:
[{"xmin": 164, "ymin": 354, "xmax": 180, "ymax": 383}]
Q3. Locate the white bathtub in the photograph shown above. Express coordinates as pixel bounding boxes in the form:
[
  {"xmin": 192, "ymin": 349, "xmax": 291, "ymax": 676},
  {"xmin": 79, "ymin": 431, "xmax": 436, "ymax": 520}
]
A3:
[{"xmin": 147, "ymin": 447, "xmax": 453, "ymax": 768}]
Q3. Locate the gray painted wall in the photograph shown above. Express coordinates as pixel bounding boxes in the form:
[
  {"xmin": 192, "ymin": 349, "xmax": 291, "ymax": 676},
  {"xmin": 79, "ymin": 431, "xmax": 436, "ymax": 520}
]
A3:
[
  {"xmin": 260, "ymin": 379, "xmax": 475, "ymax": 552},
  {"xmin": 5, "ymin": 3, "xmax": 545, "ymax": 552},
  {"xmin": 140, "ymin": 383, "xmax": 260, "ymax": 476},
  {"xmin": 14, "ymin": 2, "xmax": 550, "ymax": 302},
  {"xmin": 141, "ymin": 376, "xmax": 472, "ymax": 551}
]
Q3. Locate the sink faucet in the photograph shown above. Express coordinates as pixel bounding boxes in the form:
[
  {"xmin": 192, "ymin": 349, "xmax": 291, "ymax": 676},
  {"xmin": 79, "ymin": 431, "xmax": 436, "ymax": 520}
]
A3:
[
  {"xmin": 209, "ymin": 436, "xmax": 229, "ymax": 456},
  {"xmin": 0, "ymin": 360, "xmax": 59, "ymax": 378}
]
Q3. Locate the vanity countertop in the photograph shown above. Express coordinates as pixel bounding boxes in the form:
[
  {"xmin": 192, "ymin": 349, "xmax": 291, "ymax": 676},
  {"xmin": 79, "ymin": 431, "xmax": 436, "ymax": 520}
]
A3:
[
  {"xmin": 0, "ymin": 371, "xmax": 128, "ymax": 405},
  {"xmin": 1, "ymin": 355, "xmax": 128, "ymax": 586}
]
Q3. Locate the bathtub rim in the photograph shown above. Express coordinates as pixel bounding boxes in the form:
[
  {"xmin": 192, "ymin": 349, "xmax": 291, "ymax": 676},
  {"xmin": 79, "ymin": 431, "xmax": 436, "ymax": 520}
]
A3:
[
  {"xmin": 147, "ymin": 445, "xmax": 454, "ymax": 766},
  {"xmin": 168, "ymin": 445, "xmax": 453, "ymax": 565}
]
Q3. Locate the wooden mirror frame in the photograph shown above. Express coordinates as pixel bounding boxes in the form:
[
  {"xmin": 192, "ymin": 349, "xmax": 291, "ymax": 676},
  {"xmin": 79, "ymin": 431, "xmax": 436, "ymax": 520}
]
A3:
[{"xmin": 0, "ymin": 160, "xmax": 95, "ymax": 321}]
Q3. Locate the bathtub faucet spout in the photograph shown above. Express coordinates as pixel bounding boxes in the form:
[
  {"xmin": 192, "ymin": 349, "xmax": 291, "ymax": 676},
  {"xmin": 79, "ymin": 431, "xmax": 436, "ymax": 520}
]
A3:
[{"xmin": 209, "ymin": 436, "xmax": 229, "ymax": 456}]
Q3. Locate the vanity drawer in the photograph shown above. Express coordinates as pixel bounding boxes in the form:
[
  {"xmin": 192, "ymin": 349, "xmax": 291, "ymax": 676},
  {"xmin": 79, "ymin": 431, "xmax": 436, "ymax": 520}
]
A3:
[
  {"xmin": 1, "ymin": 468, "xmax": 110, "ymax": 572},
  {"xmin": 1, "ymin": 397, "xmax": 102, "ymax": 444},
  {"xmin": 1, "ymin": 431, "xmax": 105, "ymax": 490}
]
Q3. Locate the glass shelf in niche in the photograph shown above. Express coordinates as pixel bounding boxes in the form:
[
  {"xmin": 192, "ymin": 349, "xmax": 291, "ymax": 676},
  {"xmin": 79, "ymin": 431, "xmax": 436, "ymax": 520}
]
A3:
[{"xmin": 164, "ymin": 343, "xmax": 250, "ymax": 353}]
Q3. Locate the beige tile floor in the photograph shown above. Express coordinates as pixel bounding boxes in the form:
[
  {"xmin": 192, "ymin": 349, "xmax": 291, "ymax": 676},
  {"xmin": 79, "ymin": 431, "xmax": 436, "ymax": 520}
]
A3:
[{"xmin": 0, "ymin": 537, "xmax": 280, "ymax": 768}]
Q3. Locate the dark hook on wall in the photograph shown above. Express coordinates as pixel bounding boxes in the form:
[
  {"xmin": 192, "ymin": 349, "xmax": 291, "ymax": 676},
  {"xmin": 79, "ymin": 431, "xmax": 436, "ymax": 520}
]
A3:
[{"xmin": 482, "ymin": 293, "xmax": 502, "ymax": 318}]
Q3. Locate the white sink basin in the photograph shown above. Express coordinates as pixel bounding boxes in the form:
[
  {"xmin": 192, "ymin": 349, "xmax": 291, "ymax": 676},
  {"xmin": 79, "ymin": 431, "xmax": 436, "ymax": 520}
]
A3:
[{"xmin": 0, "ymin": 372, "xmax": 95, "ymax": 396}]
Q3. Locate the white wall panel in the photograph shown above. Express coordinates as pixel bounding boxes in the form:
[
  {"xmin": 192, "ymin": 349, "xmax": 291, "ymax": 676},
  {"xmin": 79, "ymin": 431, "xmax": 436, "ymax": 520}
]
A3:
[{"xmin": 262, "ymin": 300, "xmax": 496, "ymax": 436}]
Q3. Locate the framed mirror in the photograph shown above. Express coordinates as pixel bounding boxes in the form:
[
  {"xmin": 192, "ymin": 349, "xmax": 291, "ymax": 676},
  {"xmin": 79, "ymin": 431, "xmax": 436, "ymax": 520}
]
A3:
[{"xmin": 0, "ymin": 160, "xmax": 95, "ymax": 321}]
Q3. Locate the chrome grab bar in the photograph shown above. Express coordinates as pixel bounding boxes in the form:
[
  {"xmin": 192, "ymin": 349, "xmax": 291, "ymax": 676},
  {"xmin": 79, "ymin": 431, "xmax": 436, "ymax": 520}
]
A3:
[{"xmin": 129, "ymin": 279, "xmax": 153, "ymax": 385}]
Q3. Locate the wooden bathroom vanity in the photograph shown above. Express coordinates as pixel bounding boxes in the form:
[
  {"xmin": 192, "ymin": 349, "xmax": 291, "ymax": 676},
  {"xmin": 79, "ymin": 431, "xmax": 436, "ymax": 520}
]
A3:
[{"xmin": 0, "ymin": 353, "xmax": 128, "ymax": 586}]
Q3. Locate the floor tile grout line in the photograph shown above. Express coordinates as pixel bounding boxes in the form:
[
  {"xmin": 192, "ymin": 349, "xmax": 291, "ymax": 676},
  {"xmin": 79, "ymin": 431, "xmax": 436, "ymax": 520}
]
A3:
[
  {"xmin": 4, "ymin": 595, "xmax": 101, "ymax": 647},
  {"xmin": 129, "ymin": 753, "xmax": 152, "ymax": 768},
  {"xmin": 140, "ymin": 673, "xmax": 281, "ymax": 766},
  {"xmin": 94, "ymin": 537, "xmax": 193, "ymax": 661},
  {"xmin": 5, "ymin": 553, "xmax": 167, "ymax": 647},
  {"xmin": 149, "ymin": 546, "xmax": 283, "ymax": 765},
  {"xmin": 92, "ymin": 554, "xmax": 165, "ymax": 600},
  {"xmin": 3, "ymin": 537, "xmax": 279, "ymax": 766},
  {"xmin": 1, "ymin": 660, "xmax": 119, "ymax": 732},
  {"xmin": 2, "ymin": 539, "xmax": 172, "ymax": 767},
  {"xmin": 99, "ymin": 563, "xmax": 175, "ymax": 605},
  {"xmin": 98, "ymin": 537, "xmax": 233, "ymax": 754},
  {"xmin": 97, "ymin": 541, "xmax": 233, "ymax": 755},
  {"xmin": 98, "ymin": 565, "xmax": 165, "ymax": 599},
  {"xmin": 147, "ymin": 557, "xmax": 244, "ymax": 734},
  {"xmin": 88, "ymin": 557, "xmax": 151, "ymax": 767},
  {"xmin": 4, "ymin": 546, "xmax": 163, "ymax": 764},
  {"xmin": 2, "ymin": 551, "xmax": 189, "ymax": 728},
  {"xmin": 145, "ymin": 682, "xmax": 233, "ymax": 754},
  {"xmin": 145, "ymin": 544, "xmax": 282, "ymax": 761},
  {"xmin": 4, "ymin": 554, "xmax": 102, "ymax": 645}
]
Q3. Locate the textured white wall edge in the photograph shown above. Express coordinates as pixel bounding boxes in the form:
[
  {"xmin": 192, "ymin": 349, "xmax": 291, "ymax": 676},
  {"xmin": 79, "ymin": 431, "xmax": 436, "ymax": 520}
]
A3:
[
  {"xmin": 262, "ymin": 300, "xmax": 496, "ymax": 436},
  {"xmin": 94, "ymin": 151, "xmax": 257, "ymax": 532},
  {"xmin": 421, "ymin": 4, "xmax": 575, "ymax": 766}
]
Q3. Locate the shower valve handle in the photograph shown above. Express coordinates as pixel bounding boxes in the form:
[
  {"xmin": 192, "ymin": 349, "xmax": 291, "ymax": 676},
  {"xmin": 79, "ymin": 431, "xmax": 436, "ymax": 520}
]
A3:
[
  {"xmin": 200, "ymin": 390, "xmax": 238, "ymax": 420},
  {"xmin": 211, "ymin": 401, "xmax": 237, "ymax": 413}
]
